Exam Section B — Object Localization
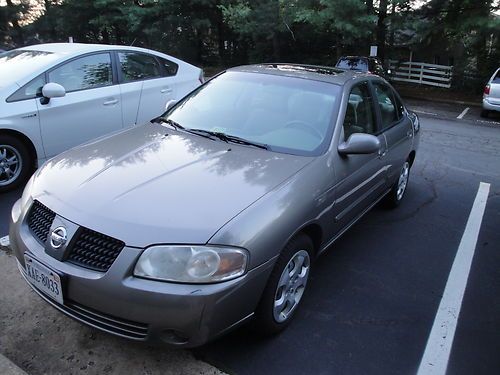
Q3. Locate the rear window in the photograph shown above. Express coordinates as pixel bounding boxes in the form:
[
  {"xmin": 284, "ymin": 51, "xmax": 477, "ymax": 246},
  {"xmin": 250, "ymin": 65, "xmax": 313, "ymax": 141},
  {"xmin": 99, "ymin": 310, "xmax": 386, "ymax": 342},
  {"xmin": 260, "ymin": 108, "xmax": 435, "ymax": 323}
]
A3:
[
  {"xmin": 492, "ymin": 70, "xmax": 500, "ymax": 83},
  {"xmin": 336, "ymin": 58, "xmax": 368, "ymax": 72}
]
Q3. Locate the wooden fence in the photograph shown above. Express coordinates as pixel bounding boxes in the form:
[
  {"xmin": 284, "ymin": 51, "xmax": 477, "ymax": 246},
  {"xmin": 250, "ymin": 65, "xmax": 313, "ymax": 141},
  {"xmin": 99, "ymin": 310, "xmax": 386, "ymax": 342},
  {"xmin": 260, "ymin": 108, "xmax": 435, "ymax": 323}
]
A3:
[{"xmin": 388, "ymin": 61, "xmax": 453, "ymax": 88}]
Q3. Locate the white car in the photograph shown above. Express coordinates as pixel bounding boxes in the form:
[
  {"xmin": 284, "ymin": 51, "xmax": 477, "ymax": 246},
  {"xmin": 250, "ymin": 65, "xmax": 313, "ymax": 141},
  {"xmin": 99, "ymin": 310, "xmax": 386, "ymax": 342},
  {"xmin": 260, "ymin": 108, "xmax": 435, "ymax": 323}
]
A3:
[
  {"xmin": 0, "ymin": 43, "xmax": 203, "ymax": 192},
  {"xmin": 482, "ymin": 67, "xmax": 500, "ymax": 118}
]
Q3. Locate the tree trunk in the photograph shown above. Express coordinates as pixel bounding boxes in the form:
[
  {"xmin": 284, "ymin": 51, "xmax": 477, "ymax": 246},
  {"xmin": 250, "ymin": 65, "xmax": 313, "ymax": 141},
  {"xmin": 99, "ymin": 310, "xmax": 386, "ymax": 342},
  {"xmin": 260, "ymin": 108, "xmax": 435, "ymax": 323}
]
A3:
[
  {"xmin": 376, "ymin": 0, "xmax": 388, "ymax": 61},
  {"xmin": 6, "ymin": 0, "xmax": 24, "ymax": 46},
  {"xmin": 366, "ymin": 0, "xmax": 374, "ymax": 15},
  {"xmin": 388, "ymin": 1, "xmax": 396, "ymax": 57}
]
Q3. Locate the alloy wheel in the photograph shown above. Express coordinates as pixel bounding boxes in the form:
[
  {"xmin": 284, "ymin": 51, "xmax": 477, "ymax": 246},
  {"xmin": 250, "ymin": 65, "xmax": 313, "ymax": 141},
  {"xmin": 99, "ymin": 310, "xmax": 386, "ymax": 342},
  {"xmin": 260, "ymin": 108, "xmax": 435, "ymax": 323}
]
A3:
[
  {"xmin": 273, "ymin": 249, "xmax": 311, "ymax": 323},
  {"xmin": 0, "ymin": 145, "xmax": 22, "ymax": 187},
  {"xmin": 396, "ymin": 161, "xmax": 410, "ymax": 201}
]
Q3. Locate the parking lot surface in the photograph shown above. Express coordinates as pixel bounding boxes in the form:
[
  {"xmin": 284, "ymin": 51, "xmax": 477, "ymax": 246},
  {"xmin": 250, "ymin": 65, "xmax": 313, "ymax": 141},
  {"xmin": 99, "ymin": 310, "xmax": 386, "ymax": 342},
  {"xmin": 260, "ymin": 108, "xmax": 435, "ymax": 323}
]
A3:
[{"xmin": 1, "ymin": 99, "xmax": 499, "ymax": 374}]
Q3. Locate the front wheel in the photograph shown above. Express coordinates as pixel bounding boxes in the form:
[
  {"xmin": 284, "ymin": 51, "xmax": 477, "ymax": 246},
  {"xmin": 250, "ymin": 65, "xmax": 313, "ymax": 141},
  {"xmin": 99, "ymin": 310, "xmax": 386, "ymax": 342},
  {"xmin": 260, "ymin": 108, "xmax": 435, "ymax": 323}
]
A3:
[
  {"xmin": 254, "ymin": 234, "xmax": 313, "ymax": 334},
  {"xmin": 0, "ymin": 135, "xmax": 33, "ymax": 193},
  {"xmin": 385, "ymin": 160, "xmax": 410, "ymax": 208}
]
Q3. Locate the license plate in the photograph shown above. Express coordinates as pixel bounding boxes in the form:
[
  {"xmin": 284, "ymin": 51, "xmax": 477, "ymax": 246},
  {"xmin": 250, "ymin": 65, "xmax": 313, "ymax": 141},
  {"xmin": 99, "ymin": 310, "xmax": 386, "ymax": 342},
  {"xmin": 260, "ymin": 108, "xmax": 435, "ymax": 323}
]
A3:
[{"xmin": 24, "ymin": 254, "xmax": 64, "ymax": 305}]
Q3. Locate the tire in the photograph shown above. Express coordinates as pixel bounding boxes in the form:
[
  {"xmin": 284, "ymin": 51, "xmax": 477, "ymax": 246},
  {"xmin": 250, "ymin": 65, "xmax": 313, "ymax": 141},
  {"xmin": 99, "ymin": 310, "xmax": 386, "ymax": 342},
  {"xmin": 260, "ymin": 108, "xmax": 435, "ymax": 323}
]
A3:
[
  {"xmin": 480, "ymin": 110, "xmax": 489, "ymax": 118},
  {"xmin": 385, "ymin": 160, "xmax": 410, "ymax": 208},
  {"xmin": 0, "ymin": 135, "xmax": 33, "ymax": 193},
  {"xmin": 254, "ymin": 234, "xmax": 313, "ymax": 335}
]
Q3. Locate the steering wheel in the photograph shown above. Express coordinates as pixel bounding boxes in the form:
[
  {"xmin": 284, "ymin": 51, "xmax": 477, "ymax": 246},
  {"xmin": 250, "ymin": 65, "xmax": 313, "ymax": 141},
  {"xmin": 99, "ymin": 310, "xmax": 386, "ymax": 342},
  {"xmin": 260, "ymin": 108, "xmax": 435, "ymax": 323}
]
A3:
[{"xmin": 285, "ymin": 120, "xmax": 323, "ymax": 139}]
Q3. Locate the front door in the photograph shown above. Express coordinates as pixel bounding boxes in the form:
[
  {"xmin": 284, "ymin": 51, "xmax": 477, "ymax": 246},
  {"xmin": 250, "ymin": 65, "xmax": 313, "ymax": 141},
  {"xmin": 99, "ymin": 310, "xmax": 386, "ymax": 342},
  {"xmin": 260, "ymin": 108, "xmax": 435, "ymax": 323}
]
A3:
[
  {"xmin": 329, "ymin": 81, "xmax": 388, "ymax": 238},
  {"xmin": 37, "ymin": 52, "xmax": 123, "ymax": 158}
]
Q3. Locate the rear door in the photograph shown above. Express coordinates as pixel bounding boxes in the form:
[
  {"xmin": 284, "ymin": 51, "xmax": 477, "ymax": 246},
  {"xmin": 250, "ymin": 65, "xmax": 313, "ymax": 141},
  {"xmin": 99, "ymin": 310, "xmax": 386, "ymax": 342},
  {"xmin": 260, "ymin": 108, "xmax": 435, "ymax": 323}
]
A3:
[
  {"xmin": 38, "ymin": 52, "xmax": 123, "ymax": 158},
  {"xmin": 329, "ymin": 81, "xmax": 388, "ymax": 238},
  {"xmin": 117, "ymin": 51, "xmax": 176, "ymax": 126},
  {"xmin": 371, "ymin": 81, "xmax": 413, "ymax": 186}
]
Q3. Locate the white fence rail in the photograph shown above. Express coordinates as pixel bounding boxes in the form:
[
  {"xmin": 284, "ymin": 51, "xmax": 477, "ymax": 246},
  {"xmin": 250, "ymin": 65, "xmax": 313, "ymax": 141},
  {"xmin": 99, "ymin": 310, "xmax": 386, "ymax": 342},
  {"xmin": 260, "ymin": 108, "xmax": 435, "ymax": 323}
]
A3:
[{"xmin": 389, "ymin": 61, "xmax": 453, "ymax": 88}]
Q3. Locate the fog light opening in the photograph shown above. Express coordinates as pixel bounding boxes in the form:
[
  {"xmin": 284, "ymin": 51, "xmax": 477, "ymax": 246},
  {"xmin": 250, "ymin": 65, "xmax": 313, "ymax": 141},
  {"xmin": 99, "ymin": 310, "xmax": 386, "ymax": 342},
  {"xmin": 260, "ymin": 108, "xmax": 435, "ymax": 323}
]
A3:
[{"xmin": 160, "ymin": 329, "xmax": 189, "ymax": 345}]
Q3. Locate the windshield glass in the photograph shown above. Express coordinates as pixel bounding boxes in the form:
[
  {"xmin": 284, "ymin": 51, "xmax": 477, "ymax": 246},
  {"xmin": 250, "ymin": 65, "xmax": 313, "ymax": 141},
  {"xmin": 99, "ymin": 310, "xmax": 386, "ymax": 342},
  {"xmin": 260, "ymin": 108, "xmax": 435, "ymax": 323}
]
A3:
[
  {"xmin": 165, "ymin": 71, "xmax": 340, "ymax": 156},
  {"xmin": 0, "ymin": 50, "xmax": 57, "ymax": 88},
  {"xmin": 337, "ymin": 58, "xmax": 369, "ymax": 72}
]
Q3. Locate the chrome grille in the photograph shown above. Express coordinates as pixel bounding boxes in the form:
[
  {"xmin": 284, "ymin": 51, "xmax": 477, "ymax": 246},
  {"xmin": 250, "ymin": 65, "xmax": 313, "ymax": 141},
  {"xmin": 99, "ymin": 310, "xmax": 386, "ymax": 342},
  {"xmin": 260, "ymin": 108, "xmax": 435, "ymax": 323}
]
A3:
[{"xmin": 27, "ymin": 201, "xmax": 56, "ymax": 244}]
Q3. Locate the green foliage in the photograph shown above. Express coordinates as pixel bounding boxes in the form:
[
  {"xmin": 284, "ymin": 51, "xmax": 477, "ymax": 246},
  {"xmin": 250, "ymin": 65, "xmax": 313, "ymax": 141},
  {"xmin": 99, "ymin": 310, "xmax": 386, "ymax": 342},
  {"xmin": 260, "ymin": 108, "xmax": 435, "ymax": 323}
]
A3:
[{"xmin": 0, "ymin": 0, "xmax": 498, "ymax": 89}]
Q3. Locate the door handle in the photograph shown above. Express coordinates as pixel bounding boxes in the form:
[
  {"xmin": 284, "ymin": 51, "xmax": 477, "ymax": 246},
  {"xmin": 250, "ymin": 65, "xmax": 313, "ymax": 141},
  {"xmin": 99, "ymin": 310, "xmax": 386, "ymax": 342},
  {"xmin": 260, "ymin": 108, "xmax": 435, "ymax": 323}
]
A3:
[
  {"xmin": 161, "ymin": 87, "xmax": 173, "ymax": 94},
  {"xmin": 378, "ymin": 149, "xmax": 387, "ymax": 158},
  {"xmin": 407, "ymin": 130, "xmax": 413, "ymax": 138},
  {"xmin": 103, "ymin": 99, "xmax": 118, "ymax": 106}
]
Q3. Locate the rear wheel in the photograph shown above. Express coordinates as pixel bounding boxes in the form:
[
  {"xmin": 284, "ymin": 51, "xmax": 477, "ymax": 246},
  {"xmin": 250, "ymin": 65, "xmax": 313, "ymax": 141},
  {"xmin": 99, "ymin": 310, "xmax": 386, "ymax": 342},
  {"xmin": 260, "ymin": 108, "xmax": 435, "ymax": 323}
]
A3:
[
  {"xmin": 254, "ymin": 234, "xmax": 313, "ymax": 334},
  {"xmin": 385, "ymin": 160, "xmax": 410, "ymax": 208},
  {"xmin": 0, "ymin": 135, "xmax": 33, "ymax": 193},
  {"xmin": 480, "ymin": 110, "xmax": 490, "ymax": 118}
]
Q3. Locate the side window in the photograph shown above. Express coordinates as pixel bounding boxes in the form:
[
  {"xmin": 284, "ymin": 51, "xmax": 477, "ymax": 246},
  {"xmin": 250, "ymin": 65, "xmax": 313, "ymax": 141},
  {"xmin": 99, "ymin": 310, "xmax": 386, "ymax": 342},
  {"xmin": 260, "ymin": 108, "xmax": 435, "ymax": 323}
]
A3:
[
  {"xmin": 373, "ymin": 82, "xmax": 398, "ymax": 129},
  {"xmin": 118, "ymin": 52, "xmax": 161, "ymax": 82},
  {"xmin": 158, "ymin": 57, "xmax": 179, "ymax": 77},
  {"xmin": 343, "ymin": 82, "xmax": 376, "ymax": 140},
  {"xmin": 393, "ymin": 93, "xmax": 405, "ymax": 120},
  {"xmin": 7, "ymin": 75, "xmax": 46, "ymax": 102},
  {"xmin": 48, "ymin": 53, "xmax": 112, "ymax": 92}
]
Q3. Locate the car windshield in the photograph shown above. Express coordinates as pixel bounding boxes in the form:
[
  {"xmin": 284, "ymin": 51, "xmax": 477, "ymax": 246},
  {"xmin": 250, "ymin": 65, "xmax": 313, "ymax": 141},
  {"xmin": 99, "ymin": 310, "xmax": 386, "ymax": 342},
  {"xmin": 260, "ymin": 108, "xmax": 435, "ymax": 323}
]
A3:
[
  {"xmin": 164, "ymin": 71, "xmax": 340, "ymax": 156},
  {"xmin": 337, "ymin": 58, "xmax": 369, "ymax": 72},
  {"xmin": 0, "ymin": 50, "xmax": 58, "ymax": 88}
]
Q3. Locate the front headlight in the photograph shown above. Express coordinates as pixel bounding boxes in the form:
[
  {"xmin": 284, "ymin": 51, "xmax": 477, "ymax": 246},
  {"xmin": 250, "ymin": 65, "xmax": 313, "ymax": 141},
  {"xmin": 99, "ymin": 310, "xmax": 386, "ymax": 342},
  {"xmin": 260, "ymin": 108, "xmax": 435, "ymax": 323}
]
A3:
[
  {"xmin": 134, "ymin": 246, "xmax": 248, "ymax": 283},
  {"xmin": 12, "ymin": 174, "xmax": 35, "ymax": 223},
  {"xmin": 20, "ymin": 174, "xmax": 35, "ymax": 209}
]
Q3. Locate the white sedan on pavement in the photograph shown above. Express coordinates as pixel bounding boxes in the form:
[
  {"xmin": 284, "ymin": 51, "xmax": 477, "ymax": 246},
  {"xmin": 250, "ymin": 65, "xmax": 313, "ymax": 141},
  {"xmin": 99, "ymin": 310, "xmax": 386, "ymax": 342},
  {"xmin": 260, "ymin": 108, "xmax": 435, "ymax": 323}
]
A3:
[
  {"xmin": 0, "ymin": 43, "xmax": 204, "ymax": 192},
  {"xmin": 482, "ymin": 67, "xmax": 500, "ymax": 118}
]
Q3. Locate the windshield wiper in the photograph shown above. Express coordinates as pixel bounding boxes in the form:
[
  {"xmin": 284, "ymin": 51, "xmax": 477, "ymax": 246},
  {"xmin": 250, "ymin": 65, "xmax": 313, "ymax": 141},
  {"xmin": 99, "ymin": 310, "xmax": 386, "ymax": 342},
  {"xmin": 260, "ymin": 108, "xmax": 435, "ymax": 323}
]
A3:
[
  {"xmin": 189, "ymin": 129, "xmax": 269, "ymax": 150},
  {"xmin": 153, "ymin": 117, "xmax": 185, "ymax": 131}
]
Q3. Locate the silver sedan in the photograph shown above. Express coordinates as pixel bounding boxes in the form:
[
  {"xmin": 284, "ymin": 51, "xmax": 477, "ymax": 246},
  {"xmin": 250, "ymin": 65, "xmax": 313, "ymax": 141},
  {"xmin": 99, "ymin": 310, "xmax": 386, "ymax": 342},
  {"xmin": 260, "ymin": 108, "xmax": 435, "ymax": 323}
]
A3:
[{"xmin": 10, "ymin": 64, "xmax": 420, "ymax": 347}]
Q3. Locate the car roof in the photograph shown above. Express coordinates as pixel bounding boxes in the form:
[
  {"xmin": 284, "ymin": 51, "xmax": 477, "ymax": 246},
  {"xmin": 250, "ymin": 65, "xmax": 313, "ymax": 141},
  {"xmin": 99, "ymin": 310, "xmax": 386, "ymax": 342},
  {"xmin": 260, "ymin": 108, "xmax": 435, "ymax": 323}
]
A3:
[
  {"xmin": 18, "ymin": 43, "xmax": 163, "ymax": 56},
  {"xmin": 228, "ymin": 63, "xmax": 374, "ymax": 86},
  {"xmin": 340, "ymin": 56, "xmax": 379, "ymax": 61}
]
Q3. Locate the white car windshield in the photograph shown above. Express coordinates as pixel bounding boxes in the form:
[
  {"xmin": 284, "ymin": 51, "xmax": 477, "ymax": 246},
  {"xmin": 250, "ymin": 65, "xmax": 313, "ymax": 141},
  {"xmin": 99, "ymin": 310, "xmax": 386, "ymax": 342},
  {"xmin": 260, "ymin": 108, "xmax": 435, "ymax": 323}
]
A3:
[{"xmin": 165, "ymin": 71, "xmax": 340, "ymax": 156}]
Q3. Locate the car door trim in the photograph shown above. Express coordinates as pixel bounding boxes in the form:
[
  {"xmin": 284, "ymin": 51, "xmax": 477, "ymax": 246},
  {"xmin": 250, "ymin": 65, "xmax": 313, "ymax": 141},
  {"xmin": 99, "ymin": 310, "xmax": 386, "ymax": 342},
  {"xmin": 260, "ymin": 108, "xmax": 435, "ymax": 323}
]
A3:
[{"xmin": 319, "ymin": 187, "xmax": 391, "ymax": 255}]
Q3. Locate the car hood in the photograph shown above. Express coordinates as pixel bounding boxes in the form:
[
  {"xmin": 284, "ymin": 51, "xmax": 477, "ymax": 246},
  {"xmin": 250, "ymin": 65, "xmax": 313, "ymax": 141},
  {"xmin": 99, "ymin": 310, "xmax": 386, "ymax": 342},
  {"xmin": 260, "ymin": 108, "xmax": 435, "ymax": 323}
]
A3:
[{"xmin": 32, "ymin": 124, "xmax": 313, "ymax": 247}]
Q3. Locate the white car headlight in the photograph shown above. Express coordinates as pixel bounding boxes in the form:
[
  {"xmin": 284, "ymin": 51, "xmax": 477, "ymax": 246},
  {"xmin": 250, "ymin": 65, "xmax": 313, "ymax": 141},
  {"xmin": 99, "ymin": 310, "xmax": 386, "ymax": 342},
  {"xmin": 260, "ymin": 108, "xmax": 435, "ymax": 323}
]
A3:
[{"xmin": 134, "ymin": 246, "xmax": 248, "ymax": 283}]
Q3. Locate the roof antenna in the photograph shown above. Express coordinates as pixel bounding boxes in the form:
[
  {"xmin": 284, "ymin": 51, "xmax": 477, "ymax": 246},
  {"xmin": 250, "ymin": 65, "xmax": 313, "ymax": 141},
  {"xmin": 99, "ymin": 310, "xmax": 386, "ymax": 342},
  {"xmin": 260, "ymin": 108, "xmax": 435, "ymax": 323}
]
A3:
[{"xmin": 130, "ymin": 38, "xmax": 137, "ymax": 46}]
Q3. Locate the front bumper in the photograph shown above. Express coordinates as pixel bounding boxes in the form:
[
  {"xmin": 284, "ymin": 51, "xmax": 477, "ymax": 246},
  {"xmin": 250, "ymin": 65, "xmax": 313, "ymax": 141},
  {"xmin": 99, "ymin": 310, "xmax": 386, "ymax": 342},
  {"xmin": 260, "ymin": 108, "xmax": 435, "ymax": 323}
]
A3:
[
  {"xmin": 483, "ymin": 97, "xmax": 500, "ymax": 112},
  {"xmin": 9, "ymin": 199, "xmax": 274, "ymax": 347}
]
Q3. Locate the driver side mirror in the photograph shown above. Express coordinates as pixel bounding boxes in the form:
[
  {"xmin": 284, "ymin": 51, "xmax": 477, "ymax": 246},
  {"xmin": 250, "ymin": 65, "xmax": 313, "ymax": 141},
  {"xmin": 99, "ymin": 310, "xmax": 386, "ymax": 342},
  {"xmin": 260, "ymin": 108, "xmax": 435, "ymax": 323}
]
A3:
[
  {"xmin": 40, "ymin": 83, "xmax": 66, "ymax": 105},
  {"xmin": 165, "ymin": 99, "xmax": 178, "ymax": 111},
  {"xmin": 338, "ymin": 133, "xmax": 381, "ymax": 155}
]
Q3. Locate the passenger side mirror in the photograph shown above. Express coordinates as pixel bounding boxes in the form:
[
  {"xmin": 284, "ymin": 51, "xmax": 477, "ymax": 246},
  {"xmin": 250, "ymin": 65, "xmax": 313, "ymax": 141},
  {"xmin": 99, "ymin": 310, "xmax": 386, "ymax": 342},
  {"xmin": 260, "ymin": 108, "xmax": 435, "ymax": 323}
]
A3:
[
  {"xmin": 40, "ymin": 83, "xmax": 66, "ymax": 105},
  {"xmin": 338, "ymin": 133, "xmax": 381, "ymax": 155},
  {"xmin": 165, "ymin": 99, "xmax": 178, "ymax": 111}
]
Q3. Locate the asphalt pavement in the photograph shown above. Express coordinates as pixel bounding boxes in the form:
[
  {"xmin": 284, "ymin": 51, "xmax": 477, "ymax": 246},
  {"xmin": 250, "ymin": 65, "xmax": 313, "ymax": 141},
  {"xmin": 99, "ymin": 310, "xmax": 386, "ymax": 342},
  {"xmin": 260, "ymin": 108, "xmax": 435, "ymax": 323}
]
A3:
[{"xmin": 0, "ymin": 99, "xmax": 499, "ymax": 375}]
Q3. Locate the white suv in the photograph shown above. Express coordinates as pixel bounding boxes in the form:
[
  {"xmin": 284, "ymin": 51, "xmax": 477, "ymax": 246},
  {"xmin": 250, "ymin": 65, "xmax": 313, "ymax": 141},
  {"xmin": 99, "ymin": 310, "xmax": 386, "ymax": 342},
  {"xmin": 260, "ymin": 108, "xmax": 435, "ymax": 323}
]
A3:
[
  {"xmin": 0, "ymin": 43, "xmax": 203, "ymax": 192},
  {"xmin": 482, "ymin": 67, "xmax": 500, "ymax": 118}
]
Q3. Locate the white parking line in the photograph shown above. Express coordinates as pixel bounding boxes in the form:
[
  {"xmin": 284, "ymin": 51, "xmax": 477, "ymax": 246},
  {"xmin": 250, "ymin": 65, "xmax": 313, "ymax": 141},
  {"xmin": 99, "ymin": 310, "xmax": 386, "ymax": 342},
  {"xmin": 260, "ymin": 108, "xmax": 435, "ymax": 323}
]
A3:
[
  {"xmin": 417, "ymin": 182, "xmax": 490, "ymax": 375},
  {"xmin": 457, "ymin": 107, "xmax": 470, "ymax": 119},
  {"xmin": 413, "ymin": 109, "xmax": 438, "ymax": 116}
]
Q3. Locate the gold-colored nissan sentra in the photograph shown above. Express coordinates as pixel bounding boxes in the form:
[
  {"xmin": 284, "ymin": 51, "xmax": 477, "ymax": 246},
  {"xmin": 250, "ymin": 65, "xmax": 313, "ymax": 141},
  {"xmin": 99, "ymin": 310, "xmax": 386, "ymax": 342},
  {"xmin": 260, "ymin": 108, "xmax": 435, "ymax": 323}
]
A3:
[{"xmin": 9, "ymin": 64, "xmax": 420, "ymax": 347}]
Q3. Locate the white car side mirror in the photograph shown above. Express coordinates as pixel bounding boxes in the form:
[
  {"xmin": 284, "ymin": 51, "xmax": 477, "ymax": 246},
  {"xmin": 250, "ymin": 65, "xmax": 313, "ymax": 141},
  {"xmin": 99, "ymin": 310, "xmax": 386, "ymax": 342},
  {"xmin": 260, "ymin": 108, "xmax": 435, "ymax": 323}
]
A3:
[
  {"xmin": 41, "ymin": 83, "xmax": 66, "ymax": 104},
  {"xmin": 165, "ymin": 99, "xmax": 178, "ymax": 111}
]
